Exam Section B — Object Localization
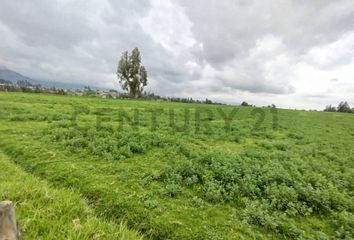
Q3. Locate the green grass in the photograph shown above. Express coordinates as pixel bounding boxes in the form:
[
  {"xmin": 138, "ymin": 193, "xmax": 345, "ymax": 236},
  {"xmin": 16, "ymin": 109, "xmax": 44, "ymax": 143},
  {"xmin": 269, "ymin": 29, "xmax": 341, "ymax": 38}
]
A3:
[
  {"xmin": 0, "ymin": 151, "xmax": 142, "ymax": 239},
  {"xmin": 0, "ymin": 92, "xmax": 353, "ymax": 239}
]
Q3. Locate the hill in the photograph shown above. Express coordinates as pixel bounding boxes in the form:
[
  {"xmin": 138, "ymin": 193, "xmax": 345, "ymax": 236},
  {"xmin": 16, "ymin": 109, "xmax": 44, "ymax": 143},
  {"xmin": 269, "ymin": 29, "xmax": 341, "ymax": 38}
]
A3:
[
  {"xmin": 0, "ymin": 67, "xmax": 33, "ymax": 83},
  {"xmin": 0, "ymin": 67, "xmax": 85, "ymax": 89}
]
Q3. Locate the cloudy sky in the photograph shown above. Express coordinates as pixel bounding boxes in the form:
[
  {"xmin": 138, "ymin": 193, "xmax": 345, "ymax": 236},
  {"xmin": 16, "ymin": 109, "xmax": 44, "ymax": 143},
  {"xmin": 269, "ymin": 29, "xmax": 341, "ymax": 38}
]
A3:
[{"xmin": 0, "ymin": 0, "xmax": 353, "ymax": 109}]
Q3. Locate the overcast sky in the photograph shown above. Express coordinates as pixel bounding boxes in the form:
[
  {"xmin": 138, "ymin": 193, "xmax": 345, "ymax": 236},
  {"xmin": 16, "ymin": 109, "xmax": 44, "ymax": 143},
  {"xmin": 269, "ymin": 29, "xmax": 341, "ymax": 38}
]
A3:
[{"xmin": 0, "ymin": 0, "xmax": 353, "ymax": 109}]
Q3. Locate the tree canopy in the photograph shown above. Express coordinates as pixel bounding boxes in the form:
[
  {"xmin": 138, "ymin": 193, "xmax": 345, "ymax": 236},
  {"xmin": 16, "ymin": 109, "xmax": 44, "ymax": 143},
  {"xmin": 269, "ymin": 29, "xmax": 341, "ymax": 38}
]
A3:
[
  {"xmin": 117, "ymin": 47, "xmax": 147, "ymax": 98},
  {"xmin": 324, "ymin": 101, "xmax": 353, "ymax": 113}
]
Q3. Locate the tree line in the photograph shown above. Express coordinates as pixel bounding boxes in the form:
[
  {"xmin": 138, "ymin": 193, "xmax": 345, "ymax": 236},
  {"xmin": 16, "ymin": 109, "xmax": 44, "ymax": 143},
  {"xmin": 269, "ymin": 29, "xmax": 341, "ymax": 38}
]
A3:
[{"xmin": 324, "ymin": 101, "xmax": 354, "ymax": 113}]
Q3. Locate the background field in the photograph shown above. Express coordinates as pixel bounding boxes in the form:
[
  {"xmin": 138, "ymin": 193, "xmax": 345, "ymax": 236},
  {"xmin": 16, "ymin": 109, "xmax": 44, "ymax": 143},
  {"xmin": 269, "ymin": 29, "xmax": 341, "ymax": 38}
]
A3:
[{"xmin": 0, "ymin": 92, "xmax": 353, "ymax": 239}]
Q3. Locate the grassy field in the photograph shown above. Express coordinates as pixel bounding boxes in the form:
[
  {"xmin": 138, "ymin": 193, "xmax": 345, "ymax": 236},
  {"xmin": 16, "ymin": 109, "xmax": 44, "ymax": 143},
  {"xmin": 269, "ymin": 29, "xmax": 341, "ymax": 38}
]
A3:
[
  {"xmin": 0, "ymin": 151, "xmax": 142, "ymax": 240},
  {"xmin": 0, "ymin": 92, "xmax": 353, "ymax": 239}
]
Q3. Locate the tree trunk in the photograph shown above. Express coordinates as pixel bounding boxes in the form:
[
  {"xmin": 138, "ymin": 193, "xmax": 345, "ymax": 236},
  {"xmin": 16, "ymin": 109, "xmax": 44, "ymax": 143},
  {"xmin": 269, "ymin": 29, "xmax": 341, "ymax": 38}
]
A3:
[
  {"xmin": 0, "ymin": 201, "xmax": 22, "ymax": 240},
  {"xmin": 130, "ymin": 90, "xmax": 139, "ymax": 98},
  {"xmin": 134, "ymin": 91, "xmax": 140, "ymax": 98}
]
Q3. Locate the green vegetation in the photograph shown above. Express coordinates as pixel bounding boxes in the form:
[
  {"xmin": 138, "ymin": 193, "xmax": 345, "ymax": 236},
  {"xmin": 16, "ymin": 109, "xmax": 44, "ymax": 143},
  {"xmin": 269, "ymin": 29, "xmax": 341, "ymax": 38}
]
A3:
[
  {"xmin": 324, "ymin": 101, "xmax": 354, "ymax": 113},
  {"xmin": 0, "ymin": 92, "xmax": 353, "ymax": 239},
  {"xmin": 0, "ymin": 152, "xmax": 142, "ymax": 240},
  {"xmin": 117, "ymin": 47, "xmax": 148, "ymax": 98}
]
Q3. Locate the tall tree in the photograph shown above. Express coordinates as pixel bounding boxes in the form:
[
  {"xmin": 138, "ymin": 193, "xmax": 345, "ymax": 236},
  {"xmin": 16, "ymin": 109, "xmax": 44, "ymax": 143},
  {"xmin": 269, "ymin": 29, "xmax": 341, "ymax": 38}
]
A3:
[
  {"xmin": 337, "ymin": 101, "xmax": 351, "ymax": 113},
  {"xmin": 241, "ymin": 101, "xmax": 249, "ymax": 106},
  {"xmin": 324, "ymin": 104, "xmax": 336, "ymax": 112},
  {"xmin": 117, "ymin": 47, "xmax": 148, "ymax": 98}
]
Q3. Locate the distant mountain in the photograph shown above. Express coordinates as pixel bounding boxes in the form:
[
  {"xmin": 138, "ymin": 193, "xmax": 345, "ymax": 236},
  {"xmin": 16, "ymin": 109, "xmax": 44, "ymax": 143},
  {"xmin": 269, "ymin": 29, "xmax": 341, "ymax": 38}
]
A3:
[
  {"xmin": 0, "ymin": 68, "xmax": 86, "ymax": 89},
  {"xmin": 0, "ymin": 68, "xmax": 33, "ymax": 83}
]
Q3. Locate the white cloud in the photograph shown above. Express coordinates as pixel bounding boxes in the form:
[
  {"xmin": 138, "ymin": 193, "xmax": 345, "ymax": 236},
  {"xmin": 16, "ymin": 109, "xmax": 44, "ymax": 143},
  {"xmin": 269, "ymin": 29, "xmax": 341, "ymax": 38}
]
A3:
[
  {"xmin": 139, "ymin": 0, "xmax": 196, "ymax": 55},
  {"xmin": 0, "ymin": 0, "xmax": 354, "ymax": 109},
  {"xmin": 307, "ymin": 32, "xmax": 354, "ymax": 69}
]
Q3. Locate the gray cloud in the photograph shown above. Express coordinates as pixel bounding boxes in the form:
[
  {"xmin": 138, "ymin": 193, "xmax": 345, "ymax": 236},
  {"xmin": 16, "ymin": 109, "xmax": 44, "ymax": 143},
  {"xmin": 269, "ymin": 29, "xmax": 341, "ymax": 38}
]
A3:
[
  {"xmin": 0, "ymin": 0, "xmax": 96, "ymax": 49},
  {"xmin": 176, "ymin": 0, "xmax": 354, "ymax": 94},
  {"xmin": 0, "ymin": 0, "xmax": 353, "ymax": 109},
  {"xmin": 178, "ymin": 0, "xmax": 354, "ymax": 62}
]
